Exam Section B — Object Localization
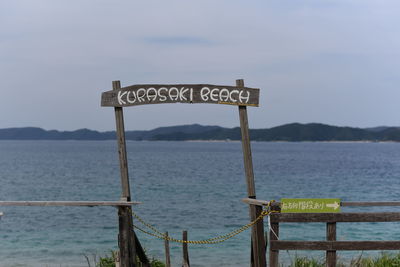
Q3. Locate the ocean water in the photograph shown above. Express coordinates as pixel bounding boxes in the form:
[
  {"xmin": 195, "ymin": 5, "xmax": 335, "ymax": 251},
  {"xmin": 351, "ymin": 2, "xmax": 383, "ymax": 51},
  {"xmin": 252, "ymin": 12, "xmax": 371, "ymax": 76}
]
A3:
[{"xmin": 1, "ymin": 141, "xmax": 400, "ymax": 266}]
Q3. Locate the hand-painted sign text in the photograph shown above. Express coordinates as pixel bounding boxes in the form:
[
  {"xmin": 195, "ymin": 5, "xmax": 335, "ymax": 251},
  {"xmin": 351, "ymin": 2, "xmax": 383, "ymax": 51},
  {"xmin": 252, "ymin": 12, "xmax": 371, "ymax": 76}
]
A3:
[
  {"xmin": 281, "ymin": 198, "xmax": 341, "ymax": 213},
  {"xmin": 101, "ymin": 84, "xmax": 260, "ymax": 107}
]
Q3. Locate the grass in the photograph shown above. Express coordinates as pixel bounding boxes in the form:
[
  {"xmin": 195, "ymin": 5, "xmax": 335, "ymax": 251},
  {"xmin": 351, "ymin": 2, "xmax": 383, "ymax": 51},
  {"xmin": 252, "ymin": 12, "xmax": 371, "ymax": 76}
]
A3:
[
  {"xmin": 288, "ymin": 252, "xmax": 400, "ymax": 267},
  {"xmin": 87, "ymin": 251, "xmax": 165, "ymax": 267},
  {"xmin": 90, "ymin": 250, "xmax": 400, "ymax": 267},
  {"xmin": 290, "ymin": 257, "xmax": 326, "ymax": 267},
  {"xmin": 351, "ymin": 252, "xmax": 400, "ymax": 267}
]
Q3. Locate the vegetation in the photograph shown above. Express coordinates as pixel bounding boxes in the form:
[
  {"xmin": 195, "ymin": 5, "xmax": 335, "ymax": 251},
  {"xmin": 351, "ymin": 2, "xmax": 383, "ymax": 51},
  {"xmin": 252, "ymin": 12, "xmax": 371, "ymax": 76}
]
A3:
[
  {"xmin": 97, "ymin": 253, "xmax": 115, "ymax": 267},
  {"xmin": 350, "ymin": 252, "xmax": 400, "ymax": 267},
  {"xmin": 288, "ymin": 253, "xmax": 400, "ymax": 267},
  {"xmin": 2, "ymin": 123, "xmax": 400, "ymax": 141},
  {"xmin": 148, "ymin": 258, "xmax": 166, "ymax": 267},
  {"xmin": 84, "ymin": 251, "xmax": 165, "ymax": 267},
  {"xmin": 85, "ymin": 251, "xmax": 400, "ymax": 267},
  {"xmin": 88, "ymin": 251, "xmax": 400, "ymax": 267},
  {"xmin": 290, "ymin": 257, "xmax": 326, "ymax": 267}
]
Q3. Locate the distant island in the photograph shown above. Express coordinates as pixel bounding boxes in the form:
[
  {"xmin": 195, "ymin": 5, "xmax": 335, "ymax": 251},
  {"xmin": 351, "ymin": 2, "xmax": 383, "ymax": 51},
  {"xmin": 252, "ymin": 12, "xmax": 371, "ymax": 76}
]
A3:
[{"xmin": 1, "ymin": 123, "xmax": 400, "ymax": 142}]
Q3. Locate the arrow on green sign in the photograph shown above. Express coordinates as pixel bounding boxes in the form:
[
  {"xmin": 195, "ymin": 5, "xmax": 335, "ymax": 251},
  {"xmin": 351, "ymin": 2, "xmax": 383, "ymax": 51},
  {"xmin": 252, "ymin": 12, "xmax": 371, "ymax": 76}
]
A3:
[{"xmin": 281, "ymin": 198, "xmax": 341, "ymax": 213}]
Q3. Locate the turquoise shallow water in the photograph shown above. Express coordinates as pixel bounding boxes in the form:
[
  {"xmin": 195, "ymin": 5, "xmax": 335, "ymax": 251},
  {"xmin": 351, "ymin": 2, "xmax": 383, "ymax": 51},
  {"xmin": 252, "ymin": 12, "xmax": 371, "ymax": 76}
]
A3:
[{"xmin": 1, "ymin": 141, "xmax": 400, "ymax": 266}]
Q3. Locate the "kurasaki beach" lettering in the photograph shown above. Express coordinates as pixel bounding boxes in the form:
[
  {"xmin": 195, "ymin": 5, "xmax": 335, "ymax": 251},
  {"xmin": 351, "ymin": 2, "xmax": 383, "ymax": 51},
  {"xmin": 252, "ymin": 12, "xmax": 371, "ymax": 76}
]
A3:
[
  {"xmin": 101, "ymin": 83, "xmax": 260, "ymax": 107},
  {"xmin": 117, "ymin": 86, "xmax": 250, "ymax": 105}
]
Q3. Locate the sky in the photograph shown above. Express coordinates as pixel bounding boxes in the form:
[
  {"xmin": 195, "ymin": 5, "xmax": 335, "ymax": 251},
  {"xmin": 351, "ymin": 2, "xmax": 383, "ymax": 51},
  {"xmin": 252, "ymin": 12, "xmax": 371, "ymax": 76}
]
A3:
[{"xmin": 1, "ymin": 0, "xmax": 400, "ymax": 131}]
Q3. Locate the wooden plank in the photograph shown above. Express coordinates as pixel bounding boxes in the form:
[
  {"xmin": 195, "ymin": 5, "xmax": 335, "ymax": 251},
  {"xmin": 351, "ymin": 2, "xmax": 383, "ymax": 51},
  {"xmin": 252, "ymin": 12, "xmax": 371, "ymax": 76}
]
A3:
[
  {"xmin": 251, "ymin": 205, "xmax": 266, "ymax": 267},
  {"xmin": 182, "ymin": 231, "xmax": 190, "ymax": 267},
  {"xmin": 114, "ymin": 81, "xmax": 132, "ymax": 200},
  {"xmin": 243, "ymin": 199, "xmax": 400, "ymax": 207},
  {"xmin": 342, "ymin": 202, "xmax": 400, "ymax": 207},
  {"xmin": 326, "ymin": 222, "xmax": 336, "ymax": 267},
  {"xmin": 119, "ymin": 206, "xmax": 135, "ymax": 267},
  {"xmin": 270, "ymin": 241, "xmax": 400, "ymax": 251},
  {"xmin": 237, "ymin": 79, "xmax": 266, "ymax": 267},
  {"xmin": 101, "ymin": 84, "xmax": 260, "ymax": 107},
  {"xmin": 0, "ymin": 201, "xmax": 140, "ymax": 207},
  {"xmin": 270, "ymin": 212, "xmax": 400, "ymax": 223},
  {"xmin": 164, "ymin": 232, "xmax": 171, "ymax": 267},
  {"xmin": 238, "ymin": 107, "xmax": 256, "ymax": 197},
  {"xmin": 242, "ymin": 198, "xmax": 271, "ymax": 206},
  {"xmin": 242, "ymin": 198, "xmax": 281, "ymax": 211},
  {"xmin": 113, "ymin": 80, "xmax": 136, "ymax": 267},
  {"xmin": 134, "ymin": 232, "xmax": 150, "ymax": 267}
]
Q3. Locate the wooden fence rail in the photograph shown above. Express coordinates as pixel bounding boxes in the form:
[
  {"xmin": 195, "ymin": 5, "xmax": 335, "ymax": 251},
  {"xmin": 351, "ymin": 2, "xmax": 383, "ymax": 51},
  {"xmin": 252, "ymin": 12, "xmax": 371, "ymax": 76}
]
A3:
[
  {"xmin": 269, "ymin": 212, "xmax": 400, "ymax": 267},
  {"xmin": 250, "ymin": 200, "xmax": 400, "ymax": 267},
  {"xmin": 242, "ymin": 199, "xmax": 400, "ymax": 267},
  {"xmin": 0, "ymin": 201, "xmax": 140, "ymax": 207},
  {"xmin": 242, "ymin": 198, "xmax": 400, "ymax": 208}
]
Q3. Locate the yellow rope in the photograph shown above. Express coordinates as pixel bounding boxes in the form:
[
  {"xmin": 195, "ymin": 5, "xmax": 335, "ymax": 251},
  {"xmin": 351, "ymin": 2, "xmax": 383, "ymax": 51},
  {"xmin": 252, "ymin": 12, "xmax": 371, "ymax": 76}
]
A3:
[{"xmin": 132, "ymin": 202, "xmax": 278, "ymax": 245}]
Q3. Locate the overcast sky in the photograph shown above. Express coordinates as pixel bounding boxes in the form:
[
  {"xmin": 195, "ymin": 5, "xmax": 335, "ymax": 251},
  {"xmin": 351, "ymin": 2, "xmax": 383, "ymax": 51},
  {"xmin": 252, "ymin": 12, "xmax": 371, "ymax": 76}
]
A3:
[{"xmin": 1, "ymin": 0, "xmax": 400, "ymax": 131}]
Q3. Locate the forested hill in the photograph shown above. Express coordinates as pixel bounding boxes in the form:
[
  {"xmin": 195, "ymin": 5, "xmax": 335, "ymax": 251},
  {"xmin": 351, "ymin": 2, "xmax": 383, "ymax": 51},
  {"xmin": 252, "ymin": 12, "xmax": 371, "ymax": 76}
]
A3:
[{"xmin": 1, "ymin": 123, "xmax": 400, "ymax": 141}]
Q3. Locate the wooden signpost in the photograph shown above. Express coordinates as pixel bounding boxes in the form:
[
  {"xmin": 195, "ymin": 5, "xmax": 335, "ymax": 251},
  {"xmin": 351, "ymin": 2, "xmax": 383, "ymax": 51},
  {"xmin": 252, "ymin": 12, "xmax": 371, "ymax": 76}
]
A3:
[
  {"xmin": 101, "ymin": 79, "xmax": 264, "ymax": 267},
  {"xmin": 101, "ymin": 84, "xmax": 260, "ymax": 107}
]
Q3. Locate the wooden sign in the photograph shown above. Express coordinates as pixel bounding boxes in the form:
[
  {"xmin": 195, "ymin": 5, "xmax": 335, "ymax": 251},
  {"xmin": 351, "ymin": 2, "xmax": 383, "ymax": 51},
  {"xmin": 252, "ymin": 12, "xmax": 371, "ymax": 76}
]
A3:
[
  {"xmin": 281, "ymin": 198, "xmax": 341, "ymax": 213},
  {"xmin": 101, "ymin": 84, "xmax": 260, "ymax": 107}
]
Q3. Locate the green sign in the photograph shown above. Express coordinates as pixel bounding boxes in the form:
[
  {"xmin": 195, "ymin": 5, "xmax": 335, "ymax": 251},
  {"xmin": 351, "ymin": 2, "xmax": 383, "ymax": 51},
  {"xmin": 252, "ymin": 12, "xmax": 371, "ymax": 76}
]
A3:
[{"xmin": 281, "ymin": 198, "xmax": 341, "ymax": 213}]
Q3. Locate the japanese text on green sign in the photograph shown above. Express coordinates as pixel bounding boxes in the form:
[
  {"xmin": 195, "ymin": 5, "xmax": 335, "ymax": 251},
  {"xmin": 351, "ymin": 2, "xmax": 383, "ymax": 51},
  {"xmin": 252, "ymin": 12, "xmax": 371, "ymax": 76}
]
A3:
[{"xmin": 281, "ymin": 198, "xmax": 341, "ymax": 213}]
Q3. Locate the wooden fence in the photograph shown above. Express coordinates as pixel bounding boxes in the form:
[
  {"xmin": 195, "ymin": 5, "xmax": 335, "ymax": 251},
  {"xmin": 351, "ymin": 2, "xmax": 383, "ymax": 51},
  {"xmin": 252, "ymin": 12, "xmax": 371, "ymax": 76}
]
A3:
[{"xmin": 243, "ymin": 199, "xmax": 400, "ymax": 267}]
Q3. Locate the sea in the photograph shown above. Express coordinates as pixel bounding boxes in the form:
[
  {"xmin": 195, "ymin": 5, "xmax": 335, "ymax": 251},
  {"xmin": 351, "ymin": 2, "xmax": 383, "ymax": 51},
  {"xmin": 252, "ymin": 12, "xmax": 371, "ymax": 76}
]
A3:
[{"xmin": 1, "ymin": 140, "xmax": 400, "ymax": 267}]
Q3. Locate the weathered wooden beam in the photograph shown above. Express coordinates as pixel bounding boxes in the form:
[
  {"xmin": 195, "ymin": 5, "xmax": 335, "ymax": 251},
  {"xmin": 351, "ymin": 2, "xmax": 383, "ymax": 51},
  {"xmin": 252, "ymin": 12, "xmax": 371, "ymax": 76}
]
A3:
[
  {"xmin": 134, "ymin": 232, "xmax": 150, "ymax": 267},
  {"xmin": 114, "ymin": 80, "xmax": 132, "ymax": 201},
  {"xmin": 242, "ymin": 198, "xmax": 400, "ymax": 207},
  {"xmin": 271, "ymin": 241, "xmax": 400, "ymax": 251},
  {"xmin": 113, "ymin": 80, "xmax": 136, "ymax": 267},
  {"xmin": 0, "ymin": 201, "xmax": 140, "ymax": 207},
  {"xmin": 101, "ymin": 84, "xmax": 260, "ymax": 107},
  {"xmin": 242, "ymin": 198, "xmax": 280, "ymax": 211},
  {"xmin": 164, "ymin": 232, "xmax": 171, "ymax": 267},
  {"xmin": 119, "ymin": 206, "xmax": 135, "ymax": 267},
  {"xmin": 238, "ymin": 79, "xmax": 266, "ymax": 267},
  {"xmin": 182, "ymin": 231, "xmax": 190, "ymax": 267},
  {"xmin": 326, "ymin": 222, "xmax": 336, "ymax": 267},
  {"xmin": 270, "ymin": 212, "xmax": 400, "ymax": 223},
  {"xmin": 342, "ymin": 201, "xmax": 400, "ymax": 207},
  {"xmin": 242, "ymin": 198, "xmax": 270, "ymax": 206}
]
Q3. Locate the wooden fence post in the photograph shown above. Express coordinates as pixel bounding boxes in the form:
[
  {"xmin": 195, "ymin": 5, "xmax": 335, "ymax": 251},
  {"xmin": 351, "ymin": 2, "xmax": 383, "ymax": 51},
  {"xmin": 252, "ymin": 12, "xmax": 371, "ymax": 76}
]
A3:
[
  {"xmin": 326, "ymin": 222, "xmax": 337, "ymax": 267},
  {"xmin": 118, "ymin": 206, "xmax": 135, "ymax": 267},
  {"xmin": 182, "ymin": 231, "xmax": 190, "ymax": 267},
  {"xmin": 165, "ymin": 232, "xmax": 171, "ymax": 267},
  {"xmin": 113, "ymin": 80, "xmax": 136, "ymax": 267},
  {"xmin": 237, "ymin": 79, "xmax": 266, "ymax": 267}
]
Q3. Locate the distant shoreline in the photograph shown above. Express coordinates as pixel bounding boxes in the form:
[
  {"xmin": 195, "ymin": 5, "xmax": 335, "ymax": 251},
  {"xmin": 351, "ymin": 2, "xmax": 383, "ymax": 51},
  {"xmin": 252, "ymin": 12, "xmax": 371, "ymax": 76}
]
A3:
[{"xmin": 1, "ymin": 123, "xmax": 400, "ymax": 142}]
